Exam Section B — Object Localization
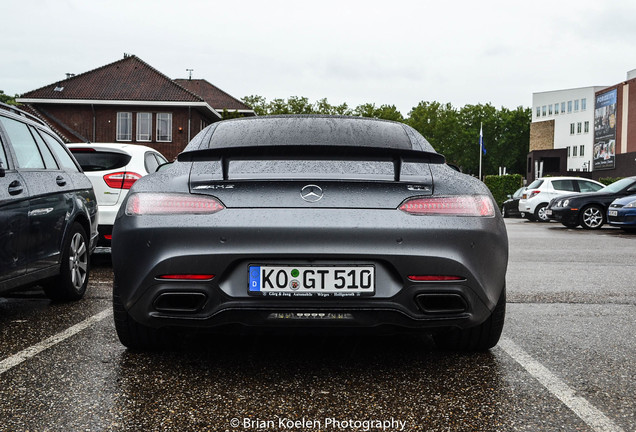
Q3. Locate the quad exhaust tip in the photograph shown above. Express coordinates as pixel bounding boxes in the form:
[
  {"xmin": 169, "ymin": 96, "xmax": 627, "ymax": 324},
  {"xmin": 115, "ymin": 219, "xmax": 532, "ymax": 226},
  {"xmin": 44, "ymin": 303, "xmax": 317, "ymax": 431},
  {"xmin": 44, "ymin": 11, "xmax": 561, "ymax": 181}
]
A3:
[
  {"xmin": 415, "ymin": 293, "xmax": 467, "ymax": 314},
  {"xmin": 153, "ymin": 292, "xmax": 207, "ymax": 313}
]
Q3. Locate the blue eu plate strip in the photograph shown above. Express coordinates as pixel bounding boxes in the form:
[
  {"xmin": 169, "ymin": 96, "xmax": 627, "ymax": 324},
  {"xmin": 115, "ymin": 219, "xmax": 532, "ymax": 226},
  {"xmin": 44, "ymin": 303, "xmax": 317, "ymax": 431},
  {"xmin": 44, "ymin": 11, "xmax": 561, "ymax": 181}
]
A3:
[{"xmin": 249, "ymin": 266, "xmax": 261, "ymax": 292}]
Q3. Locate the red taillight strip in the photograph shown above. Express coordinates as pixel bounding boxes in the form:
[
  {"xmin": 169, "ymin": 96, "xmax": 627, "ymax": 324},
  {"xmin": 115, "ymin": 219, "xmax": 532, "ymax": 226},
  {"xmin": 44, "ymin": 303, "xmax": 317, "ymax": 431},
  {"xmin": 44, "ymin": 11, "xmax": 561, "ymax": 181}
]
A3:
[
  {"xmin": 157, "ymin": 274, "xmax": 215, "ymax": 281},
  {"xmin": 125, "ymin": 193, "xmax": 225, "ymax": 215},
  {"xmin": 408, "ymin": 275, "xmax": 464, "ymax": 282},
  {"xmin": 399, "ymin": 195, "xmax": 495, "ymax": 216},
  {"xmin": 103, "ymin": 234, "xmax": 112, "ymax": 240},
  {"xmin": 103, "ymin": 171, "xmax": 142, "ymax": 189}
]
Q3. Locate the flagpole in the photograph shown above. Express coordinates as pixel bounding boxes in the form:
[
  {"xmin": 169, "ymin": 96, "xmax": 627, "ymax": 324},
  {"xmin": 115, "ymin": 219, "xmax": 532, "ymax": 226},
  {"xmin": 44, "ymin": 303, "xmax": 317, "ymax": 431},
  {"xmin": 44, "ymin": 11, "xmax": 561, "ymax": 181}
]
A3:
[{"xmin": 479, "ymin": 122, "xmax": 483, "ymax": 181}]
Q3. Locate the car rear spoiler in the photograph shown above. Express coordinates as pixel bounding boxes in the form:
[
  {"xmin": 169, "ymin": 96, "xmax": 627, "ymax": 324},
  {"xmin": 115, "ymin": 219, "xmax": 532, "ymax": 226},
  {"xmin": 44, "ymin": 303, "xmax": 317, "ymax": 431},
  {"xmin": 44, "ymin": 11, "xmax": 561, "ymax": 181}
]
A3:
[{"xmin": 177, "ymin": 145, "xmax": 446, "ymax": 182}]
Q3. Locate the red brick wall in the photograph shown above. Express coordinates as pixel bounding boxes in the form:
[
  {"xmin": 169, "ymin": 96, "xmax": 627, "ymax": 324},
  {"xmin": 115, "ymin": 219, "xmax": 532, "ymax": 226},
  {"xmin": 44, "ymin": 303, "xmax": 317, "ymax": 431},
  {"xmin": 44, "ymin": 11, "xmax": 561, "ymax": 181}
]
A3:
[{"xmin": 36, "ymin": 104, "xmax": 217, "ymax": 160}]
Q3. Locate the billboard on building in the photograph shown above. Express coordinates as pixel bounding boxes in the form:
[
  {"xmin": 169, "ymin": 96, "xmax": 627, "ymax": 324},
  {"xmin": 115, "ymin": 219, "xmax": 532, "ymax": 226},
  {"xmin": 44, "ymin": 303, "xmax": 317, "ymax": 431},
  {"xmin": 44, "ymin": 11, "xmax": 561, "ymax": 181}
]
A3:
[{"xmin": 593, "ymin": 89, "xmax": 617, "ymax": 170}]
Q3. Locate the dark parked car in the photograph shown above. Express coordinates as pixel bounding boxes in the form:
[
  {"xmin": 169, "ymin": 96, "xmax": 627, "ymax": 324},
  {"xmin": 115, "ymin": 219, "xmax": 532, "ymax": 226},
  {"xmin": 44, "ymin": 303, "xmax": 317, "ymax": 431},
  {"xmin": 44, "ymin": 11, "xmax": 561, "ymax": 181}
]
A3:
[
  {"xmin": 0, "ymin": 103, "xmax": 98, "ymax": 299},
  {"xmin": 607, "ymin": 195, "xmax": 636, "ymax": 231},
  {"xmin": 112, "ymin": 116, "xmax": 508, "ymax": 351},
  {"xmin": 546, "ymin": 176, "xmax": 636, "ymax": 229},
  {"xmin": 501, "ymin": 187, "xmax": 526, "ymax": 218}
]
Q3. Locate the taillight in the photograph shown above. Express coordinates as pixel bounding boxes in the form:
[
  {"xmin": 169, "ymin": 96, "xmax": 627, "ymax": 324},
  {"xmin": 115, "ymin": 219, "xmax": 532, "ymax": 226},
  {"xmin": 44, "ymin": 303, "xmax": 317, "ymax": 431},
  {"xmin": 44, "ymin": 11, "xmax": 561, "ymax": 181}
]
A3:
[
  {"xmin": 528, "ymin": 190, "xmax": 541, "ymax": 199},
  {"xmin": 408, "ymin": 275, "xmax": 464, "ymax": 281},
  {"xmin": 103, "ymin": 172, "xmax": 142, "ymax": 189},
  {"xmin": 157, "ymin": 274, "xmax": 215, "ymax": 281},
  {"xmin": 399, "ymin": 195, "xmax": 495, "ymax": 216},
  {"xmin": 125, "ymin": 193, "xmax": 225, "ymax": 215}
]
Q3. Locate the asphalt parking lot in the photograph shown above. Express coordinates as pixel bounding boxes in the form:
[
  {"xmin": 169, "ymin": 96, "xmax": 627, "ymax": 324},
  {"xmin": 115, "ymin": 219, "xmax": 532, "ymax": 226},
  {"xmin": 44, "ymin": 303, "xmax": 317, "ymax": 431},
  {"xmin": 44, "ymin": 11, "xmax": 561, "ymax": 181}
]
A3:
[{"xmin": 0, "ymin": 219, "xmax": 634, "ymax": 432}]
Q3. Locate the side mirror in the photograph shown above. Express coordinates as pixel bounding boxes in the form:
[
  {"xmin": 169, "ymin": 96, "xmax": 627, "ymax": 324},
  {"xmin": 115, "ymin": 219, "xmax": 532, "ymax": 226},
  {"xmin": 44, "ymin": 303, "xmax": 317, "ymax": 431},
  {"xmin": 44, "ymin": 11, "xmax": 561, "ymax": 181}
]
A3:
[
  {"xmin": 506, "ymin": 194, "xmax": 512, "ymax": 199},
  {"xmin": 156, "ymin": 162, "xmax": 173, "ymax": 172}
]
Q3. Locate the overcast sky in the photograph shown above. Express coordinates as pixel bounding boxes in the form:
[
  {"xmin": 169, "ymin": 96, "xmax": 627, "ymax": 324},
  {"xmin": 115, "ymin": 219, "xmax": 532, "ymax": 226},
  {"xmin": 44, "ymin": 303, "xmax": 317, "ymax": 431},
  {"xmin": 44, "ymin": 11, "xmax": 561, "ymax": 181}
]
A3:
[{"xmin": 3, "ymin": 0, "xmax": 636, "ymax": 115}]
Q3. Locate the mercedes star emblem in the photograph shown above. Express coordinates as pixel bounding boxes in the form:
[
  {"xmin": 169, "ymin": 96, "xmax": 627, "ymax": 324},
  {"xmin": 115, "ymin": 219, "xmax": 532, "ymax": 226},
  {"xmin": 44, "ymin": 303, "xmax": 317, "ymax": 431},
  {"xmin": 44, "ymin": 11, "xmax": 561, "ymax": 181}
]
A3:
[{"xmin": 300, "ymin": 184, "xmax": 324, "ymax": 202}]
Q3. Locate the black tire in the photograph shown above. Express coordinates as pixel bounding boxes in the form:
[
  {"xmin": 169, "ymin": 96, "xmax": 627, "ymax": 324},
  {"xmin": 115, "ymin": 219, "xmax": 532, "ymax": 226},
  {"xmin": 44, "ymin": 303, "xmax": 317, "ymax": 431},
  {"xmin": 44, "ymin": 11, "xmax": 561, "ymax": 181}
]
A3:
[
  {"xmin": 580, "ymin": 205, "xmax": 605, "ymax": 230},
  {"xmin": 534, "ymin": 203, "xmax": 549, "ymax": 222},
  {"xmin": 433, "ymin": 288, "xmax": 506, "ymax": 352},
  {"xmin": 501, "ymin": 207, "xmax": 508, "ymax": 218},
  {"xmin": 43, "ymin": 222, "xmax": 89, "ymax": 301},
  {"xmin": 113, "ymin": 283, "xmax": 172, "ymax": 350}
]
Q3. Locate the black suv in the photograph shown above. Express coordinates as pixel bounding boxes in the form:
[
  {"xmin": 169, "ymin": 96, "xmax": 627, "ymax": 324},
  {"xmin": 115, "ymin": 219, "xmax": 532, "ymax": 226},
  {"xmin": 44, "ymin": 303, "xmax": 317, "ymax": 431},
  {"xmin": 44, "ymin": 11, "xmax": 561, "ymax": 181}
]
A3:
[{"xmin": 0, "ymin": 103, "xmax": 98, "ymax": 300}]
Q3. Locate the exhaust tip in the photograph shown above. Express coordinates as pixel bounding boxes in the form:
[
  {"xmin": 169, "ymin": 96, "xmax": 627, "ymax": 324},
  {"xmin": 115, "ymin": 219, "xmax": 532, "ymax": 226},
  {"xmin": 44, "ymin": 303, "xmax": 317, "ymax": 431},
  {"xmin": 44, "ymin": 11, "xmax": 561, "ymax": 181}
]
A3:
[
  {"xmin": 415, "ymin": 293, "xmax": 467, "ymax": 314},
  {"xmin": 154, "ymin": 292, "xmax": 207, "ymax": 313}
]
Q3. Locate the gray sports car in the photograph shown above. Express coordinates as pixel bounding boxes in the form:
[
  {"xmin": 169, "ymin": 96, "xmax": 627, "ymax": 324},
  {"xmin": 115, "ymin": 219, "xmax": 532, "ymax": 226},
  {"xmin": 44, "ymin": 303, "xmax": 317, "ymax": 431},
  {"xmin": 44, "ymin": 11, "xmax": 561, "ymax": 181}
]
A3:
[{"xmin": 112, "ymin": 116, "xmax": 508, "ymax": 351}]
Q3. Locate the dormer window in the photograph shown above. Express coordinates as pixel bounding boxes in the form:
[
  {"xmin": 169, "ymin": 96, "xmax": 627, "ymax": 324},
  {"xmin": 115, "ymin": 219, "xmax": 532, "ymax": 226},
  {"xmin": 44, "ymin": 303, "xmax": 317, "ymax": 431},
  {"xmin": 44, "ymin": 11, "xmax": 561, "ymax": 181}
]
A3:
[{"xmin": 53, "ymin": 86, "xmax": 64, "ymax": 92}]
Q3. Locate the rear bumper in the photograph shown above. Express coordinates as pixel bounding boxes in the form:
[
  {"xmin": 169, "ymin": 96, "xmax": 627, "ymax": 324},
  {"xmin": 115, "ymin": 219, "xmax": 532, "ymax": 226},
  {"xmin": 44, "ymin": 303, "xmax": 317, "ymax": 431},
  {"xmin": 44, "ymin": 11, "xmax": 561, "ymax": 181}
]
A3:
[{"xmin": 112, "ymin": 208, "xmax": 508, "ymax": 332}]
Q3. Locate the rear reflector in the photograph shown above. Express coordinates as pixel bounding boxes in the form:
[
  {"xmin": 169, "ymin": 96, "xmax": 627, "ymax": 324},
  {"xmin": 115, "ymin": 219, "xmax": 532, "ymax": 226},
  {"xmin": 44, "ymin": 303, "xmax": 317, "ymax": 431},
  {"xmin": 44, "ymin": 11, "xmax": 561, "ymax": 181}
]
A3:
[
  {"xmin": 103, "ymin": 171, "xmax": 142, "ymax": 189},
  {"xmin": 399, "ymin": 195, "xmax": 494, "ymax": 216},
  {"xmin": 104, "ymin": 234, "xmax": 112, "ymax": 240},
  {"xmin": 126, "ymin": 193, "xmax": 225, "ymax": 215},
  {"xmin": 408, "ymin": 275, "xmax": 464, "ymax": 281},
  {"xmin": 157, "ymin": 274, "xmax": 215, "ymax": 281}
]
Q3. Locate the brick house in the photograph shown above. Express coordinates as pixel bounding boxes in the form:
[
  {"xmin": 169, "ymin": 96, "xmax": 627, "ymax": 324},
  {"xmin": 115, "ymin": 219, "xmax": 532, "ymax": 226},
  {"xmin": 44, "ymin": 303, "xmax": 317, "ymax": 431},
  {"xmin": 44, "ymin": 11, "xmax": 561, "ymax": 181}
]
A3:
[{"xmin": 17, "ymin": 55, "xmax": 254, "ymax": 160}]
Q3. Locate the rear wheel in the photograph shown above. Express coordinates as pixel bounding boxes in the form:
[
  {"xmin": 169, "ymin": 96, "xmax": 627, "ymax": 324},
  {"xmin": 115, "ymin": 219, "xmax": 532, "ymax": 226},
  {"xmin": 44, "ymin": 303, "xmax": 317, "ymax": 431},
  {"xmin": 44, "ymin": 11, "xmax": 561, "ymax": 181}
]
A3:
[
  {"xmin": 433, "ymin": 288, "xmax": 506, "ymax": 351},
  {"xmin": 580, "ymin": 205, "xmax": 605, "ymax": 230},
  {"xmin": 43, "ymin": 222, "xmax": 89, "ymax": 301},
  {"xmin": 535, "ymin": 204, "xmax": 549, "ymax": 222},
  {"xmin": 113, "ymin": 282, "xmax": 173, "ymax": 350}
]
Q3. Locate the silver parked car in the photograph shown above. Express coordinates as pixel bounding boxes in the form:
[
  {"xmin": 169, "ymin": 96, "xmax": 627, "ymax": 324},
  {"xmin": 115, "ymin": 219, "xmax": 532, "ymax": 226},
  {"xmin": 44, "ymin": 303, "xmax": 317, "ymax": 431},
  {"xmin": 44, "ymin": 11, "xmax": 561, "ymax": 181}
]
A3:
[{"xmin": 112, "ymin": 116, "xmax": 508, "ymax": 351}]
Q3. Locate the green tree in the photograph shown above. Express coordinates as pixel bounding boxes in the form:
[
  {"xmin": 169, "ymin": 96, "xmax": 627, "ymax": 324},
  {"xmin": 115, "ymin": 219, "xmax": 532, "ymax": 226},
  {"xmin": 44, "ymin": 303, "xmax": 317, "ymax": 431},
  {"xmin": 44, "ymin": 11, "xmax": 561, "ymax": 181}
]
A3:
[
  {"xmin": 0, "ymin": 90, "xmax": 18, "ymax": 105},
  {"xmin": 241, "ymin": 95, "xmax": 268, "ymax": 116}
]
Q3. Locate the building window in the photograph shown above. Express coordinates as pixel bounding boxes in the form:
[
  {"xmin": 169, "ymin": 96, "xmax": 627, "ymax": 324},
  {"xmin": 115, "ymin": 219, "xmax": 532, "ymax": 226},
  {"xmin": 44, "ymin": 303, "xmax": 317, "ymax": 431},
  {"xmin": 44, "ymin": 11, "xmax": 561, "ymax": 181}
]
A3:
[
  {"xmin": 567, "ymin": 101, "xmax": 573, "ymax": 113},
  {"xmin": 573, "ymin": 146, "xmax": 578, "ymax": 156},
  {"xmin": 581, "ymin": 98, "xmax": 587, "ymax": 111},
  {"xmin": 157, "ymin": 113, "xmax": 172, "ymax": 142},
  {"xmin": 548, "ymin": 105, "xmax": 553, "ymax": 115},
  {"xmin": 577, "ymin": 122, "xmax": 582, "ymax": 134},
  {"xmin": 555, "ymin": 103, "xmax": 560, "ymax": 115},
  {"xmin": 117, "ymin": 112, "xmax": 132, "ymax": 141},
  {"xmin": 536, "ymin": 107, "xmax": 541, "ymax": 117},
  {"xmin": 561, "ymin": 102, "xmax": 566, "ymax": 113},
  {"xmin": 580, "ymin": 145, "xmax": 585, "ymax": 156},
  {"xmin": 584, "ymin": 121, "xmax": 589, "ymax": 133},
  {"xmin": 574, "ymin": 100, "xmax": 580, "ymax": 111},
  {"xmin": 137, "ymin": 113, "xmax": 152, "ymax": 141},
  {"xmin": 542, "ymin": 106, "xmax": 547, "ymax": 116},
  {"xmin": 567, "ymin": 146, "xmax": 571, "ymax": 157},
  {"xmin": 570, "ymin": 123, "xmax": 575, "ymax": 135}
]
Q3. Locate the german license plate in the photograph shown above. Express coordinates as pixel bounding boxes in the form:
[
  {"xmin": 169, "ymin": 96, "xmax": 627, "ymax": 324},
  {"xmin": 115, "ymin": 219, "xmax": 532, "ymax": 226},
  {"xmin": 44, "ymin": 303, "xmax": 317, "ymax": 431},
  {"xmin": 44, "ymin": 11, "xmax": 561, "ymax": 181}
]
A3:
[
  {"xmin": 608, "ymin": 210, "xmax": 618, "ymax": 217},
  {"xmin": 546, "ymin": 209, "xmax": 552, "ymax": 216},
  {"xmin": 248, "ymin": 265, "xmax": 375, "ymax": 297}
]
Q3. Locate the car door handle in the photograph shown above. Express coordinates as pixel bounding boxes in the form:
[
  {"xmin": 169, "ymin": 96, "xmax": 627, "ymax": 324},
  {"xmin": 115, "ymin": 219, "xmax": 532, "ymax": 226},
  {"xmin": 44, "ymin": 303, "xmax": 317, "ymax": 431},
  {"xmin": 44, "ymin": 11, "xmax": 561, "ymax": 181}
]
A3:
[
  {"xmin": 56, "ymin": 175, "xmax": 67, "ymax": 186},
  {"xmin": 8, "ymin": 180, "xmax": 23, "ymax": 195}
]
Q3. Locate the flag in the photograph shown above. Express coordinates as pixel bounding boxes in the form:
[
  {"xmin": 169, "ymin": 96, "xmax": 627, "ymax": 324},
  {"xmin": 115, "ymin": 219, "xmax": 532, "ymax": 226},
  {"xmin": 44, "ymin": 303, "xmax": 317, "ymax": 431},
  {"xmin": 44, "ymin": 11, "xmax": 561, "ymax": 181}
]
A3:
[{"xmin": 479, "ymin": 124, "xmax": 486, "ymax": 155}]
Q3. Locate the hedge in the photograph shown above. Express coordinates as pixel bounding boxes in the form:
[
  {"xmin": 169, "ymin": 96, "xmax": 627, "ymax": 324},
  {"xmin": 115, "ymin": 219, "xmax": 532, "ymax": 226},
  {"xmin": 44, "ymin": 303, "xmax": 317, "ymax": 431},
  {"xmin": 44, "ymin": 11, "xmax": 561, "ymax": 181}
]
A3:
[{"xmin": 484, "ymin": 174, "xmax": 524, "ymax": 210}]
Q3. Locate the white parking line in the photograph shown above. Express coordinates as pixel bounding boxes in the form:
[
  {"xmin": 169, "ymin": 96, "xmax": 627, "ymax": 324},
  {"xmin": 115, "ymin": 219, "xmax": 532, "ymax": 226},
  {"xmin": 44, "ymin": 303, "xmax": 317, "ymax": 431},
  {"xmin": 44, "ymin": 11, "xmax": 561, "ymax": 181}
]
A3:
[
  {"xmin": 0, "ymin": 308, "xmax": 112, "ymax": 376},
  {"xmin": 499, "ymin": 337, "xmax": 624, "ymax": 432}
]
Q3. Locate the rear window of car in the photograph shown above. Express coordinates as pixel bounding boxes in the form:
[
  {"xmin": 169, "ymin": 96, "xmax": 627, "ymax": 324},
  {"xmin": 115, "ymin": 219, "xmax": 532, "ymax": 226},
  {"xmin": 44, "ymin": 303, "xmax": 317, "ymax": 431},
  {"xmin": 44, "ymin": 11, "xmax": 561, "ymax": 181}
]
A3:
[
  {"xmin": 226, "ymin": 160, "xmax": 429, "ymax": 181},
  {"xmin": 526, "ymin": 179, "xmax": 544, "ymax": 189},
  {"xmin": 70, "ymin": 150, "xmax": 132, "ymax": 172}
]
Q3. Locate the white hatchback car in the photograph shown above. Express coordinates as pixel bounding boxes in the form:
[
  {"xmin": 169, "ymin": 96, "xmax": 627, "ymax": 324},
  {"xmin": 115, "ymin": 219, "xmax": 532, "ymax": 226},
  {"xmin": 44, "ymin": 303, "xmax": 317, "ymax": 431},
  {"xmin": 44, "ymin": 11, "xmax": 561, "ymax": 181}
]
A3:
[
  {"xmin": 518, "ymin": 176, "xmax": 604, "ymax": 222},
  {"xmin": 67, "ymin": 143, "xmax": 168, "ymax": 250}
]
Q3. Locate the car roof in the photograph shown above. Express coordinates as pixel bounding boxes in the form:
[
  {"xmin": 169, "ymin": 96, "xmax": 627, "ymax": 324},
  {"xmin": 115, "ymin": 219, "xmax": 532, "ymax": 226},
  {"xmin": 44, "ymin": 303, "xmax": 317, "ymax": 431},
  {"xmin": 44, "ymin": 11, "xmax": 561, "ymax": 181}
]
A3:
[
  {"xmin": 66, "ymin": 143, "xmax": 163, "ymax": 154},
  {"xmin": 194, "ymin": 115, "xmax": 432, "ymax": 152}
]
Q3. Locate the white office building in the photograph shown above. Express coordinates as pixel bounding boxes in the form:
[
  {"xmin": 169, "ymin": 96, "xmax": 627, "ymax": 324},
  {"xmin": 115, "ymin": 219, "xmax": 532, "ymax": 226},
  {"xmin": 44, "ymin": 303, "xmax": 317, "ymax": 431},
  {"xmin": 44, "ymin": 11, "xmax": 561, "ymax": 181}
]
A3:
[{"xmin": 531, "ymin": 86, "xmax": 607, "ymax": 172}]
